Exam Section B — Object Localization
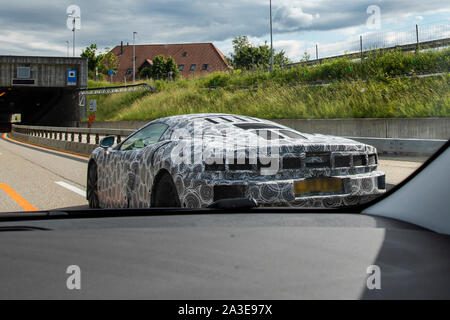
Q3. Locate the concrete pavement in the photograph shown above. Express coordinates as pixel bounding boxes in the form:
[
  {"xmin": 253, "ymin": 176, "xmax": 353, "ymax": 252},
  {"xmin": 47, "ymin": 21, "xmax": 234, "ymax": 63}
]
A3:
[{"xmin": 0, "ymin": 133, "xmax": 426, "ymax": 213}]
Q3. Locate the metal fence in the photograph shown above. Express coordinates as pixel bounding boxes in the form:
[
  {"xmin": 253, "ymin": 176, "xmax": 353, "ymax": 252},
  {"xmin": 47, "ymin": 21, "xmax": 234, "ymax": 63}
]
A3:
[{"xmin": 294, "ymin": 22, "xmax": 450, "ymax": 65}]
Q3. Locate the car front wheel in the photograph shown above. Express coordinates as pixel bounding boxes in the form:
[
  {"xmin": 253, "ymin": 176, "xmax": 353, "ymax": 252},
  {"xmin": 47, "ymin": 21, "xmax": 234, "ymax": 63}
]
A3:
[
  {"xmin": 87, "ymin": 162, "xmax": 100, "ymax": 209},
  {"xmin": 152, "ymin": 172, "xmax": 181, "ymax": 207}
]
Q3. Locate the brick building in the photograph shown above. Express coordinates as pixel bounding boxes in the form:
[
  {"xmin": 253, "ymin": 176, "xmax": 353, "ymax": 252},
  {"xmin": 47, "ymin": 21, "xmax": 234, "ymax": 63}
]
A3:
[{"xmin": 109, "ymin": 42, "xmax": 231, "ymax": 82}]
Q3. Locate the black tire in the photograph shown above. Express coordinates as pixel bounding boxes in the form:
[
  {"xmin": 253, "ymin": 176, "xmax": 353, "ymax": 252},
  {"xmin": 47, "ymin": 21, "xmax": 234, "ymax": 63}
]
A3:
[
  {"xmin": 152, "ymin": 172, "xmax": 181, "ymax": 207},
  {"xmin": 87, "ymin": 162, "xmax": 100, "ymax": 209}
]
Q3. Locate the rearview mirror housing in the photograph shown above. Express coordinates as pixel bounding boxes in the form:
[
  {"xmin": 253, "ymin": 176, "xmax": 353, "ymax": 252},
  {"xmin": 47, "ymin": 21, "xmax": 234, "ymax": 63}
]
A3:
[{"xmin": 100, "ymin": 136, "xmax": 115, "ymax": 149}]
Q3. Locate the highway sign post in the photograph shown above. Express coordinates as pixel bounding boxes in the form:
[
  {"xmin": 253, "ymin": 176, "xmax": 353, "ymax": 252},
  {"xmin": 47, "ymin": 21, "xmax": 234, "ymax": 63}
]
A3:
[
  {"xmin": 108, "ymin": 69, "xmax": 114, "ymax": 83},
  {"xmin": 89, "ymin": 99, "xmax": 97, "ymax": 112},
  {"xmin": 88, "ymin": 99, "xmax": 97, "ymax": 128},
  {"xmin": 88, "ymin": 114, "xmax": 96, "ymax": 128}
]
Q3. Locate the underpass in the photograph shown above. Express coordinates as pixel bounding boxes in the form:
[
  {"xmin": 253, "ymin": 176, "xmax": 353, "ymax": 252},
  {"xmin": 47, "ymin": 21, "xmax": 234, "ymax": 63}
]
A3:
[
  {"xmin": 0, "ymin": 131, "xmax": 426, "ymax": 213},
  {"xmin": 0, "ymin": 56, "xmax": 87, "ymax": 129}
]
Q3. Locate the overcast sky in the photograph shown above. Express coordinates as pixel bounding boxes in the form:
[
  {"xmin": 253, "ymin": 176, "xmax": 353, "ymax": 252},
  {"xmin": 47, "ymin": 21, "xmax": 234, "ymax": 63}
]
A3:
[{"xmin": 0, "ymin": 0, "xmax": 449, "ymax": 61}]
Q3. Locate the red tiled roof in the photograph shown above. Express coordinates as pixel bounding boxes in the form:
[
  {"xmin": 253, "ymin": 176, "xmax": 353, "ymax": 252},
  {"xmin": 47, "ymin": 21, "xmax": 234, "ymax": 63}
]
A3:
[{"xmin": 109, "ymin": 42, "xmax": 232, "ymax": 82}]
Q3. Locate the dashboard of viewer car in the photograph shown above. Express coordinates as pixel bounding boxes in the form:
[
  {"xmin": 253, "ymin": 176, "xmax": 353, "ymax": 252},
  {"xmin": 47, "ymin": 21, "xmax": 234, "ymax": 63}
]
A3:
[
  {"xmin": 0, "ymin": 210, "xmax": 449, "ymax": 299},
  {"xmin": 0, "ymin": 140, "xmax": 449, "ymax": 299}
]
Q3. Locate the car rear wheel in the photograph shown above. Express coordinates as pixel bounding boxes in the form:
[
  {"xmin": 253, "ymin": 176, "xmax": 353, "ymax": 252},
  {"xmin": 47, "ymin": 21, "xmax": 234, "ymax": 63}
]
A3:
[
  {"xmin": 152, "ymin": 172, "xmax": 181, "ymax": 207},
  {"xmin": 87, "ymin": 162, "xmax": 100, "ymax": 209}
]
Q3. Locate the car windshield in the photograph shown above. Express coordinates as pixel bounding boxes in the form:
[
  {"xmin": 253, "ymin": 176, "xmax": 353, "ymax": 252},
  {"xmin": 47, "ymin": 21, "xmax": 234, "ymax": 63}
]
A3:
[
  {"xmin": 0, "ymin": 0, "xmax": 448, "ymax": 213},
  {"xmin": 119, "ymin": 123, "xmax": 168, "ymax": 151}
]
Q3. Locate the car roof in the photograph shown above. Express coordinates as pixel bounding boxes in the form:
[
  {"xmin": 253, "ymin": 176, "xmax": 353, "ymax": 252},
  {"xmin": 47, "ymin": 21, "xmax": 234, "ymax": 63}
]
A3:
[{"xmin": 156, "ymin": 113, "xmax": 284, "ymax": 129}]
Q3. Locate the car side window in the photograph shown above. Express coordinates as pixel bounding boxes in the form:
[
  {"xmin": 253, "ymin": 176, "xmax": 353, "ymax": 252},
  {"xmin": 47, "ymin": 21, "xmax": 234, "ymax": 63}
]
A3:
[{"xmin": 119, "ymin": 123, "xmax": 168, "ymax": 151}]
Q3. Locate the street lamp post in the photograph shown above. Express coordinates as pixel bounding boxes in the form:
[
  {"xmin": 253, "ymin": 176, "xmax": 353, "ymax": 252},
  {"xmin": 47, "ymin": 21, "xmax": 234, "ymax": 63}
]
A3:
[
  {"xmin": 270, "ymin": 0, "xmax": 274, "ymax": 72},
  {"xmin": 133, "ymin": 32, "xmax": 137, "ymax": 83},
  {"xmin": 67, "ymin": 14, "xmax": 79, "ymax": 57},
  {"xmin": 66, "ymin": 41, "xmax": 70, "ymax": 57},
  {"xmin": 66, "ymin": 5, "xmax": 81, "ymax": 57}
]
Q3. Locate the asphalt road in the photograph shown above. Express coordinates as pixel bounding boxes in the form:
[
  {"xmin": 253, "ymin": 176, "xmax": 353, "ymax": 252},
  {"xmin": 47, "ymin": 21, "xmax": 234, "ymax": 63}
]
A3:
[
  {"xmin": 0, "ymin": 133, "xmax": 89, "ymax": 212},
  {"xmin": 0, "ymin": 133, "xmax": 426, "ymax": 213}
]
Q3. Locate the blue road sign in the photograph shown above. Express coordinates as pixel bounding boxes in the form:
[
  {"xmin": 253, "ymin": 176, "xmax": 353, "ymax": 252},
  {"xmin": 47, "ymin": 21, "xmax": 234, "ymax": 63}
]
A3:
[
  {"xmin": 108, "ymin": 70, "xmax": 114, "ymax": 75},
  {"xmin": 67, "ymin": 69, "xmax": 77, "ymax": 86},
  {"xmin": 89, "ymin": 99, "xmax": 97, "ymax": 112}
]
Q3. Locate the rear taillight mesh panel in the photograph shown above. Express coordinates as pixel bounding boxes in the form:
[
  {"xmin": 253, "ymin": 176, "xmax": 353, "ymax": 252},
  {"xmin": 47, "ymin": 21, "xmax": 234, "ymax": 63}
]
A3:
[
  {"xmin": 305, "ymin": 152, "xmax": 331, "ymax": 168},
  {"xmin": 353, "ymin": 155, "xmax": 367, "ymax": 167},
  {"xmin": 334, "ymin": 156, "xmax": 351, "ymax": 168},
  {"xmin": 282, "ymin": 157, "xmax": 302, "ymax": 169}
]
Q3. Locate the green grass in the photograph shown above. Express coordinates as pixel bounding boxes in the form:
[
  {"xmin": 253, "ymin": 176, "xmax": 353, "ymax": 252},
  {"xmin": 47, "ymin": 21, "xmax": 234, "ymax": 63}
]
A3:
[
  {"xmin": 87, "ymin": 48, "xmax": 450, "ymax": 121},
  {"xmin": 105, "ymin": 75, "xmax": 449, "ymax": 121}
]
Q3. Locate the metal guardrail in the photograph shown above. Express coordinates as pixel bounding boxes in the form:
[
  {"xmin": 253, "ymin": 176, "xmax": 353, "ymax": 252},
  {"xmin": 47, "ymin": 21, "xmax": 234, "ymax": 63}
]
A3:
[
  {"xmin": 77, "ymin": 83, "xmax": 156, "ymax": 96},
  {"xmin": 12, "ymin": 124, "xmax": 135, "ymax": 145}
]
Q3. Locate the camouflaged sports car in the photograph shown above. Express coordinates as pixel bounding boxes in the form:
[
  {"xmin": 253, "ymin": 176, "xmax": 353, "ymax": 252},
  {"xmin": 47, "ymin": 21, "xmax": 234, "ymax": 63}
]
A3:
[{"xmin": 87, "ymin": 113, "xmax": 386, "ymax": 209}]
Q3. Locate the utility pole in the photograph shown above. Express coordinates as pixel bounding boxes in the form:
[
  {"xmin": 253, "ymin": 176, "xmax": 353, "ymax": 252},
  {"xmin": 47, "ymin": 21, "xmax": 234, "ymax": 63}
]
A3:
[
  {"xmin": 269, "ymin": 0, "xmax": 274, "ymax": 72},
  {"xmin": 133, "ymin": 32, "xmax": 137, "ymax": 83},
  {"xmin": 360, "ymin": 35, "xmax": 363, "ymax": 62},
  {"xmin": 416, "ymin": 24, "xmax": 419, "ymax": 53},
  {"xmin": 72, "ymin": 17, "xmax": 76, "ymax": 57}
]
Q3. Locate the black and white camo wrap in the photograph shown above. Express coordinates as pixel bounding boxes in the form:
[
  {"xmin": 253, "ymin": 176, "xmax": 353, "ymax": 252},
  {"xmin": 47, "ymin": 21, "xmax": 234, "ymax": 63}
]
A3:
[{"xmin": 89, "ymin": 113, "xmax": 385, "ymax": 209}]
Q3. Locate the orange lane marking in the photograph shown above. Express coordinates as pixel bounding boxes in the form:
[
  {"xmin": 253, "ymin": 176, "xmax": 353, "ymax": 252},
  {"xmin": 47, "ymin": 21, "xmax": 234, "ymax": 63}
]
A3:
[
  {"xmin": 1, "ymin": 133, "xmax": 89, "ymax": 159},
  {"xmin": 0, "ymin": 183, "xmax": 38, "ymax": 212}
]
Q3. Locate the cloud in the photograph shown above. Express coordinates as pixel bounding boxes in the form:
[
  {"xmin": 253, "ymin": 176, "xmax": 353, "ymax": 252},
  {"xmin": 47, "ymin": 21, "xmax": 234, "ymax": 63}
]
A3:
[
  {"xmin": 0, "ymin": 0, "xmax": 448, "ymax": 59},
  {"xmin": 273, "ymin": 39, "xmax": 314, "ymax": 61},
  {"xmin": 274, "ymin": 1, "xmax": 317, "ymax": 32}
]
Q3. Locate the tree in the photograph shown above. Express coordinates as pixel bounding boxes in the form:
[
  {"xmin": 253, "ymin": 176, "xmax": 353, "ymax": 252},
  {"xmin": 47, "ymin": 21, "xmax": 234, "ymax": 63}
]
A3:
[
  {"xmin": 151, "ymin": 55, "xmax": 167, "ymax": 80},
  {"xmin": 229, "ymin": 36, "xmax": 292, "ymax": 70},
  {"xmin": 165, "ymin": 56, "xmax": 180, "ymax": 80},
  {"xmin": 274, "ymin": 50, "xmax": 291, "ymax": 67},
  {"xmin": 99, "ymin": 50, "xmax": 119, "ymax": 75},
  {"xmin": 140, "ymin": 55, "xmax": 179, "ymax": 80},
  {"xmin": 300, "ymin": 51, "xmax": 311, "ymax": 62},
  {"xmin": 140, "ymin": 67, "xmax": 152, "ymax": 79},
  {"xmin": 80, "ymin": 44, "xmax": 103, "ymax": 73},
  {"xmin": 81, "ymin": 44, "xmax": 121, "ymax": 80}
]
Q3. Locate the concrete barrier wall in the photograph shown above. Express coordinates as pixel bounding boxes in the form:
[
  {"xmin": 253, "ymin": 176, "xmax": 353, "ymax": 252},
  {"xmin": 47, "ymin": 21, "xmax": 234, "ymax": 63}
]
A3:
[
  {"xmin": 273, "ymin": 118, "xmax": 450, "ymax": 140},
  {"xmin": 82, "ymin": 118, "xmax": 450, "ymax": 140},
  {"xmin": 81, "ymin": 121, "xmax": 149, "ymax": 130},
  {"xmin": 345, "ymin": 137, "xmax": 446, "ymax": 156},
  {"xmin": 10, "ymin": 131, "xmax": 97, "ymax": 156}
]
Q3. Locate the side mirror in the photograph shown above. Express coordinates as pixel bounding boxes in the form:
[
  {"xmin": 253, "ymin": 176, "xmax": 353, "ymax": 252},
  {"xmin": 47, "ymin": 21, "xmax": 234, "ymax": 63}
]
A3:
[{"xmin": 100, "ymin": 136, "xmax": 115, "ymax": 149}]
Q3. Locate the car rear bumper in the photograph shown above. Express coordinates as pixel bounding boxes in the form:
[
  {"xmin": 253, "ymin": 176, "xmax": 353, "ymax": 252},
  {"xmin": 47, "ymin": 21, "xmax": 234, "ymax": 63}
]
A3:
[{"xmin": 180, "ymin": 171, "xmax": 386, "ymax": 208}]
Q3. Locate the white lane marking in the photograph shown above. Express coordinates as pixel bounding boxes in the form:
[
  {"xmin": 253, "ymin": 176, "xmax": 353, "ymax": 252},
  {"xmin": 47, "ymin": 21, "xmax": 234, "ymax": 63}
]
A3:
[{"xmin": 55, "ymin": 181, "xmax": 86, "ymax": 197}]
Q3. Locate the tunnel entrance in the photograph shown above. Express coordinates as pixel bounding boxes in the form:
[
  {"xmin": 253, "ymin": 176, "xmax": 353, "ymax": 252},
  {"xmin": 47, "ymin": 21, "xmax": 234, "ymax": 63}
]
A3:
[
  {"xmin": 0, "ymin": 55, "xmax": 88, "ymax": 132},
  {"xmin": 0, "ymin": 86, "xmax": 79, "ymax": 131}
]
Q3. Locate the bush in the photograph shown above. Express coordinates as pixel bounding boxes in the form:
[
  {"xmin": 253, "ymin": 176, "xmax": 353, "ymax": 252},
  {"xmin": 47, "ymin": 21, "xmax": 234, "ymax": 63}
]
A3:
[{"xmin": 202, "ymin": 72, "xmax": 232, "ymax": 87}]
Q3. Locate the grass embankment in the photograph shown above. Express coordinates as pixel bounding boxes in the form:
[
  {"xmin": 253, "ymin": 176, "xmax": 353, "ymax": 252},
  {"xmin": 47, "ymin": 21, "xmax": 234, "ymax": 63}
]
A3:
[{"xmin": 87, "ymin": 48, "xmax": 450, "ymax": 121}]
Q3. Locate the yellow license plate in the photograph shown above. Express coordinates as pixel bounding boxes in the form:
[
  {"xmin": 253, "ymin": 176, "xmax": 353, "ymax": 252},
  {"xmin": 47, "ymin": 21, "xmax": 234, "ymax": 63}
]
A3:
[{"xmin": 294, "ymin": 178, "xmax": 342, "ymax": 195}]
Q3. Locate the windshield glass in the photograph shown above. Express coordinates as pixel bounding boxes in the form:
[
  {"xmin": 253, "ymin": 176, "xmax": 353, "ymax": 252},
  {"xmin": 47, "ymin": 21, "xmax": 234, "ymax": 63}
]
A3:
[
  {"xmin": 119, "ymin": 123, "xmax": 168, "ymax": 151},
  {"xmin": 0, "ymin": 0, "xmax": 448, "ymax": 213}
]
